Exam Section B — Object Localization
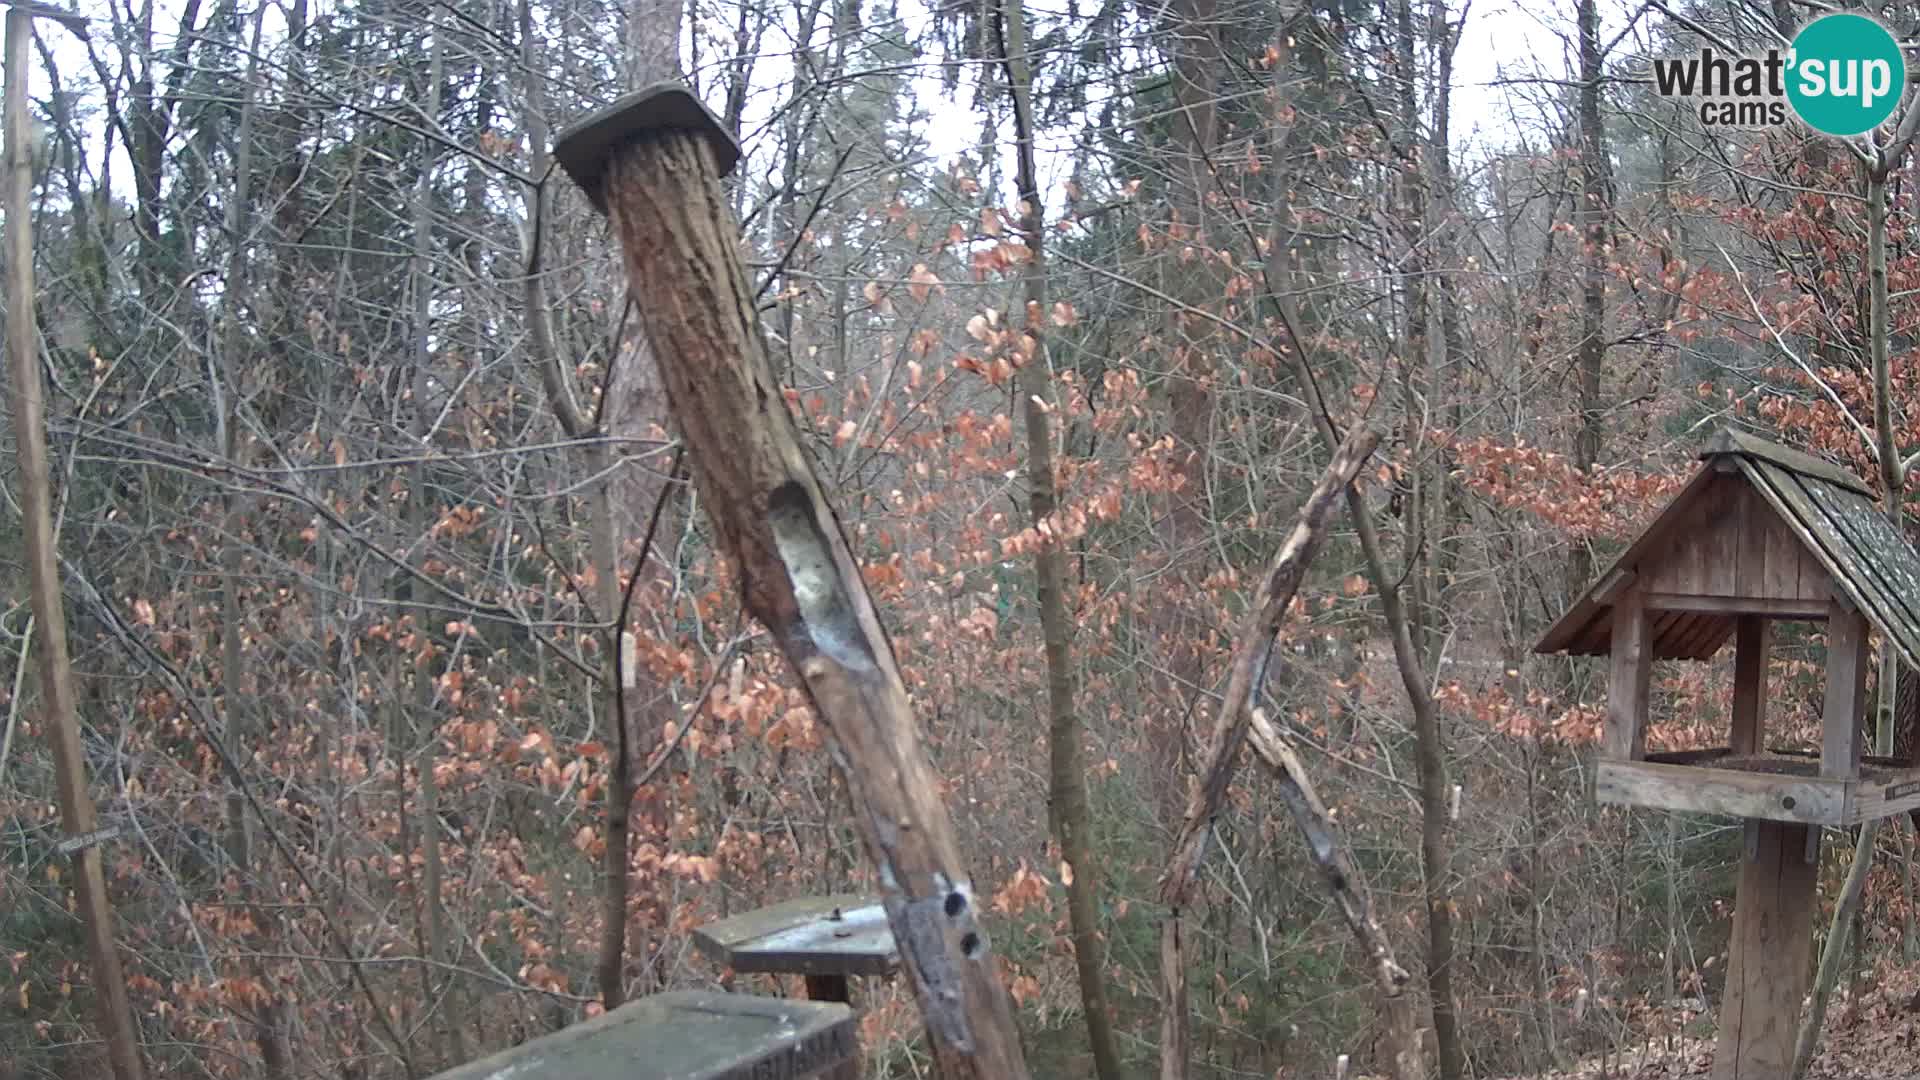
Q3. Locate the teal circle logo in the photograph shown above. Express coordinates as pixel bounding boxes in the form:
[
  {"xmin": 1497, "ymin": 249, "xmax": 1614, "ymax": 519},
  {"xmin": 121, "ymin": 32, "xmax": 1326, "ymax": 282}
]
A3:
[{"xmin": 1787, "ymin": 13, "xmax": 1906, "ymax": 136}]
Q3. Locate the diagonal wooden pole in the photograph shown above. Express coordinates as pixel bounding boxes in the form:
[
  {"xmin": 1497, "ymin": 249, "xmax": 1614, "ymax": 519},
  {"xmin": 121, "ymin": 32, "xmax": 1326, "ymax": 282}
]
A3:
[
  {"xmin": 3, "ymin": 6, "xmax": 143, "ymax": 1079},
  {"xmin": 553, "ymin": 86, "xmax": 1031, "ymax": 1079}
]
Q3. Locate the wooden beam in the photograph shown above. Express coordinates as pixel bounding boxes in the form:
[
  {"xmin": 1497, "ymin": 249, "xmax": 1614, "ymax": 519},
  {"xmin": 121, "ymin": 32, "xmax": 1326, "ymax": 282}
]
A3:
[
  {"xmin": 1823, "ymin": 597, "xmax": 1869, "ymax": 780},
  {"xmin": 1593, "ymin": 567, "xmax": 1636, "ymax": 605},
  {"xmin": 1849, "ymin": 768, "xmax": 1920, "ymax": 823},
  {"xmin": 553, "ymin": 88, "xmax": 1029, "ymax": 1079},
  {"xmin": 1713, "ymin": 822, "xmax": 1820, "ymax": 1080},
  {"xmin": 1606, "ymin": 589, "xmax": 1652, "ymax": 760},
  {"xmin": 1641, "ymin": 594, "xmax": 1829, "ymax": 620},
  {"xmin": 1595, "ymin": 760, "xmax": 1845, "ymax": 825},
  {"xmin": 1731, "ymin": 617, "xmax": 1769, "ymax": 756},
  {"xmin": 1704, "ymin": 427, "xmax": 1873, "ymax": 496}
]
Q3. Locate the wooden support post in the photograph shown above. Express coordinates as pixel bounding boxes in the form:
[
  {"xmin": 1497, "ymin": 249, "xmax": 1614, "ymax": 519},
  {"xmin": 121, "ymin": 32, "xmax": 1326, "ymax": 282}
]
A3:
[
  {"xmin": 1607, "ymin": 589, "xmax": 1652, "ymax": 761},
  {"xmin": 1823, "ymin": 596, "xmax": 1868, "ymax": 780},
  {"xmin": 805, "ymin": 974, "xmax": 852, "ymax": 1004},
  {"xmin": 1713, "ymin": 821, "xmax": 1819, "ymax": 1080},
  {"xmin": 1731, "ymin": 616, "xmax": 1768, "ymax": 756},
  {"xmin": 553, "ymin": 86, "xmax": 1030, "ymax": 1079},
  {"xmin": 2, "ymin": 7, "xmax": 142, "ymax": 1080}
]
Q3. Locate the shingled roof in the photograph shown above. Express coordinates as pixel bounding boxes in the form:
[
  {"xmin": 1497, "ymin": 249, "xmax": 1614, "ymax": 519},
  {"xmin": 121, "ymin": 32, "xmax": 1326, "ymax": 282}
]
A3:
[{"xmin": 1534, "ymin": 428, "xmax": 1920, "ymax": 670}]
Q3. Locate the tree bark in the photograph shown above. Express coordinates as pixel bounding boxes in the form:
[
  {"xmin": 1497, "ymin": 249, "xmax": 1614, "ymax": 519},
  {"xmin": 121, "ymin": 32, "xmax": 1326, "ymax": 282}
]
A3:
[
  {"xmin": 1570, "ymin": 0, "xmax": 1611, "ymax": 602},
  {"xmin": 586, "ymin": 124, "xmax": 1032, "ymax": 1079},
  {"xmin": 3, "ymin": 9, "xmax": 144, "ymax": 1078},
  {"xmin": 1156, "ymin": 425, "xmax": 1382, "ymax": 1080},
  {"xmin": 1148, "ymin": 0, "xmax": 1223, "ymax": 823},
  {"xmin": 995, "ymin": 2, "xmax": 1124, "ymax": 1076},
  {"xmin": 602, "ymin": 0, "xmax": 686, "ymax": 1003},
  {"xmin": 1348, "ymin": 470, "xmax": 1465, "ymax": 1080},
  {"xmin": 407, "ymin": 24, "xmax": 465, "ymax": 1065}
]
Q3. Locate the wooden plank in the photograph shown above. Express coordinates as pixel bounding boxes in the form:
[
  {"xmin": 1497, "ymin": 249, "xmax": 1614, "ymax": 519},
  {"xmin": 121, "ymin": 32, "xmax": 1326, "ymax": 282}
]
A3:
[
  {"xmin": 1594, "ymin": 760, "xmax": 1845, "ymax": 825},
  {"xmin": 1643, "ymin": 477, "xmax": 1724, "ymax": 597},
  {"xmin": 1731, "ymin": 616, "xmax": 1768, "ymax": 756},
  {"xmin": 427, "ymin": 991, "xmax": 859, "ymax": 1080},
  {"xmin": 1846, "ymin": 765, "xmax": 1920, "ymax": 823},
  {"xmin": 1712, "ymin": 821, "xmax": 1820, "ymax": 1080},
  {"xmin": 1536, "ymin": 465, "xmax": 1724, "ymax": 655},
  {"xmin": 1748, "ymin": 461, "xmax": 1860, "ymax": 609},
  {"xmin": 1736, "ymin": 482, "xmax": 1769, "ymax": 597},
  {"xmin": 1703, "ymin": 426, "xmax": 1872, "ymax": 495},
  {"xmin": 1606, "ymin": 590, "xmax": 1652, "ymax": 761},
  {"xmin": 1823, "ymin": 597, "xmax": 1868, "ymax": 780},
  {"xmin": 1640, "ymin": 594, "xmax": 1828, "ymax": 619},
  {"xmin": 1761, "ymin": 489, "xmax": 1811, "ymax": 601},
  {"xmin": 1645, "ymin": 747, "xmax": 1736, "ymax": 766},
  {"xmin": 1592, "ymin": 567, "xmax": 1636, "ymax": 606},
  {"xmin": 693, "ymin": 896, "xmax": 898, "ymax": 979},
  {"xmin": 1691, "ymin": 621, "xmax": 1738, "ymax": 661},
  {"xmin": 1676, "ymin": 611, "xmax": 1734, "ymax": 660},
  {"xmin": 1675, "ymin": 611, "xmax": 1717, "ymax": 660},
  {"xmin": 1700, "ymin": 478, "xmax": 1739, "ymax": 596}
]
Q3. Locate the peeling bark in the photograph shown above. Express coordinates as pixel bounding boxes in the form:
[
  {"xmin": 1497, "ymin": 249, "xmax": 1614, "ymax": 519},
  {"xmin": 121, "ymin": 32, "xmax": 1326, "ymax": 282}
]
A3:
[{"xmin": 592, "ymin": 130, "xmax": 1031, "ymax": 1079}]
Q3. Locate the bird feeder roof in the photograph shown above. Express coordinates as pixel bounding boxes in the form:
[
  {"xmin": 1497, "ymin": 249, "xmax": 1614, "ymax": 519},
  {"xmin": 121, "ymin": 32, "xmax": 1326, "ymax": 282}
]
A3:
[{"xmin": 1535, "ymin": 428, "xmax": 1920, "ymax": 668}]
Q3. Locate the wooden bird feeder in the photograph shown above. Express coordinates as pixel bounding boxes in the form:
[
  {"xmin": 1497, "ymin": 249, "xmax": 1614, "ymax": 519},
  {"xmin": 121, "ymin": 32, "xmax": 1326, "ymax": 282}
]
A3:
[
  {"xmin": 426, "ymin": 991, "xmax": 857, "ymax": 1080},
  {"xmin": 693, "ymin": 894, "xmax": 899, "ymax": 1004},
  {"xmin": 1537, "ymin": 427, "xmax": 1920, "ymax": 1079}
]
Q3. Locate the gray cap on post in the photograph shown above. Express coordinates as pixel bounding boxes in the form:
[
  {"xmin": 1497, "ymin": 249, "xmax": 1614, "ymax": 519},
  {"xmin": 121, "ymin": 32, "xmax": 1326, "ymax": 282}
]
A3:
[{"xmin": 553, "ymin": 83, "xmax": 741, "ymax": 214}]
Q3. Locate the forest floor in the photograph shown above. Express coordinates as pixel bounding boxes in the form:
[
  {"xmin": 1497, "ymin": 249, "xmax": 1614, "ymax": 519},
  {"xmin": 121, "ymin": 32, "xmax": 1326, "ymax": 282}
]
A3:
[{"xmin": 1502, "ymin": 963, "xmax": 1920, "ymax": 1079}]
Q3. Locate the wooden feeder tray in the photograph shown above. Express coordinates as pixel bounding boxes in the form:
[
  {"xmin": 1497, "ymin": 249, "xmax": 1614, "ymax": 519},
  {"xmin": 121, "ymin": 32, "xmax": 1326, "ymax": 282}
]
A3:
[
  {"xmin": 1598, "ymin": 746, "xmax": 1920, "ymax": 826},
  {"xmin": 693, "ymin": 894, "xmax": 898, "ymax": 980},
  {"xmin": 425, "ymin": 990, "xmax": 856, "ymax": 1080}
]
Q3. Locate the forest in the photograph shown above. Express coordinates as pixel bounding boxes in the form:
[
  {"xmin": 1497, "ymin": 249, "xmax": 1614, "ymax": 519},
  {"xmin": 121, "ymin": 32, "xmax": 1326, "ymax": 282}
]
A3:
[{"xmin": 6, "ymin": 0, "xmax": 1920, "ymax": 1076}]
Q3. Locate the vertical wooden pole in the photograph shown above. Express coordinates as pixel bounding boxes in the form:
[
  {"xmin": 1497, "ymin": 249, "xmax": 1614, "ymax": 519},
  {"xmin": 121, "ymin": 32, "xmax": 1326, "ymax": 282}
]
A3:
[
  {"xmin": 1713, "ymin": 821, "xmax": 1819, "ymax": 1080},
  {"xmin": 803, "ymin": 974, "xmax": 852, "ymax": 1004},
  {"xmin": 3, "ymin": 8, "xmax": 143, "ymax": 1078},
  {"xmin": 1606, "ymin": 590, "xmax": 1651, "ymax": 761},
  {"xmin": 1823, "ymin": 598, "xmax": 1869, "ymax": 780},
  {"xmin": 1730, "ymin": 616, "xmax": 1768, "ymax": 756}
]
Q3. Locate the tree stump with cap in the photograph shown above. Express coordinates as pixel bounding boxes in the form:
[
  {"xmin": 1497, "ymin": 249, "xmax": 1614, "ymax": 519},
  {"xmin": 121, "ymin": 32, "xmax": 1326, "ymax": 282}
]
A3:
[{"xmin": 551, "ymin": 85, "xmax": 1031, "ymax": 1079}]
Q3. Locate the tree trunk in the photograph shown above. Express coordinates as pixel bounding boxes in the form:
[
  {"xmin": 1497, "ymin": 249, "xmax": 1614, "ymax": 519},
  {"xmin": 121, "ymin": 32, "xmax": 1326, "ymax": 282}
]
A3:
[
  {"xmin": 407, "ymin": 25, "xmax": 463, "ymax": 1065},
  {"xmin": 1569, "ymin": 0, "xmax": 1611, "ymax": 601},
  {"xmin": 213, "ymin": 5, "xmax": 293, "ymax": 1073},
  {"xmin": 601, "ymin": 0, "xmax": 687, "ymax": 1003},
  {"xmin": 3, "ymin": 10, "xmax": 144, "ymax": 1077},
  {"xmin": 995, "ymin": 2, "xmax": 1123, "ymax": 1076},
  {"xmin": 576, "ymin": 115, "xmax": 1032, "ymax": 1079},
  {"xmin": 1156, "ymin": 426, "xmax": 1384, "ymax": 1080},
  {"xmin": 1149, "ymin": 0, "xmax": 1223, "ymax": 823}
]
